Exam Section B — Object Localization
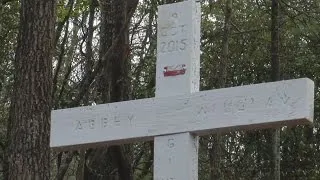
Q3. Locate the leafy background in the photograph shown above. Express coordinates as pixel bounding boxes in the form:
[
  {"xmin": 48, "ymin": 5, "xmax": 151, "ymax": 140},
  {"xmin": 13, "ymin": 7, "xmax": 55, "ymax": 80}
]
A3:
[{"xmin": 0, "ymin": 0, "xmax": 320, "ymax": 179}]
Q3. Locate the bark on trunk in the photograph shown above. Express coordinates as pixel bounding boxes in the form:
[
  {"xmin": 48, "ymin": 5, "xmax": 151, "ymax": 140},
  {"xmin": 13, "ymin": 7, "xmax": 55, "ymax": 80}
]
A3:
[
  {"xmin": 83, "ymin": 0, "xmax": 138, "ymax": 179},
  {"xmin": 100, "ymin": 1, "xmax": 133, "ymax": 178},
  {"xmin": 270, "ymin": 0, "xmax": 281, "ymax": 179},
  {"xmin": 7, "ymin": 0, "xmax": 56, "ymax": 179}
]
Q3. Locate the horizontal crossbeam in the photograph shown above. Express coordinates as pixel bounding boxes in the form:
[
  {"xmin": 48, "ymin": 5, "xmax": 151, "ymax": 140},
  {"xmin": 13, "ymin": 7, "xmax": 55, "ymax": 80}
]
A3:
[{"xmin": 50, "ymin": 78, "xmax": 314, "ymax": 150}]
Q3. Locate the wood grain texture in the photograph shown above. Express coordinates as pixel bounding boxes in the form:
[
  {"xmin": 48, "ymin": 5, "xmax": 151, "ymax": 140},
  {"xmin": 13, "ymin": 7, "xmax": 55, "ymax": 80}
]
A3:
[{"xmin": 50, "ymin": 78, "xmax": 314, "ymax": 149}]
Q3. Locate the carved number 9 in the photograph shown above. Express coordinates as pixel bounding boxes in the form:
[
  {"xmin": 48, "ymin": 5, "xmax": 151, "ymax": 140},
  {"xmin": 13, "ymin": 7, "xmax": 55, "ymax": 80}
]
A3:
[
  {"xmin": 168, "ymin": 138, "xmax": 175, "ymax": 148},
  {"xmin": 88, "ymin": 119, "xmax": 95, "ymax": 129}
]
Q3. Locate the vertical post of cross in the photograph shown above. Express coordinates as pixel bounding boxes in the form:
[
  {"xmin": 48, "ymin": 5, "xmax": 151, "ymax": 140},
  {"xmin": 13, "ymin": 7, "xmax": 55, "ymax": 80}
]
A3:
[{"xmin": 154, "ymin": 1, "xmax": 201, "ymax": 179}]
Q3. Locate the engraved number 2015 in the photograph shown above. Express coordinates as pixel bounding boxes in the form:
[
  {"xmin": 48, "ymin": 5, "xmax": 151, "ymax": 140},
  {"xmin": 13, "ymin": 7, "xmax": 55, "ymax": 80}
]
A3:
[{"xmin": 160, "ymin": 39, "xmax": 187, "ymax": 53}]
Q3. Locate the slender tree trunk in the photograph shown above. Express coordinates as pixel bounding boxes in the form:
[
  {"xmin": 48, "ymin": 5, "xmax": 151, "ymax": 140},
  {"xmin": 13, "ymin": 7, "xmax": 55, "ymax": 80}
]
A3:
[
  {"xmin": 270, "ymin": 0, "xmax": 281, "ymax": 179},
  {"xmin": 83, "ymin": 0, "xmax": 138, "ymax": 179},
  {"xmin": 7, "ymin": 0, "xmax": 56, "ymax": 179},
  {"xmin": 271, "ymin": 0, "xmax": 280, "ymax": 81},
  {"xmin": 102, "ymin": 1, "xmax": 133, "ymax": 179},
  {"xmin": 82, "ymin": 1, "xmax": 115, "ymax": 178},
  {"xmin": 82, "ymin": 0, "xmax": 97, "ymax": 105},
  {"xmin": 97, "ymin": 0, "xmax": 114, "ymax": 103},
  {"xmin": 210, "ymin": 0, "xmax": 232, "ymax": 179}
]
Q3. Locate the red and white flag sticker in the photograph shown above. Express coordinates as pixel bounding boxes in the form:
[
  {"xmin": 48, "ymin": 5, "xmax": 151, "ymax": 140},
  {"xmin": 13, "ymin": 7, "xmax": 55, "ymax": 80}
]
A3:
[{"xmin": 163, "ymin": 64, "xmax": 186, "ymax": 77}]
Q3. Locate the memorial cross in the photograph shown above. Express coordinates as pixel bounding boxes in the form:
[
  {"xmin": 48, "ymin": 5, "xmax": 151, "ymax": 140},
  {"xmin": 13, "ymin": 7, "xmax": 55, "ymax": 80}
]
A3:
[{"xmin": 50, "ymin": 1, "xmax": 314, "ymax": 179}]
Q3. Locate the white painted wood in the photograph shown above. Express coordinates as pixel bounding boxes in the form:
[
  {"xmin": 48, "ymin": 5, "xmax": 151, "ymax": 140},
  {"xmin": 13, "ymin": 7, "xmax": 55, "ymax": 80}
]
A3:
[
  {"xmin": 154, "ymin": 133, "xmax": 199, "ymax": 180},
  {"xmin": 155, "ymin": 0, "xmax": 200, "ymax": 97},
  {"xmin": 154, "ymin": 1, "xmax": 201, "ymax": 179},
  {"xmin": 50, "ymin": 78, "xmax": 314, "ymax": 149}
]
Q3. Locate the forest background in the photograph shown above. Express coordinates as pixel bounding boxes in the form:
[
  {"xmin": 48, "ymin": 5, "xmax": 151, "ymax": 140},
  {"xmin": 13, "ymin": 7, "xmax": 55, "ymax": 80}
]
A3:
[{"xmin": 0, "ymin": 0, "xmax": 319, "ymax": 179}]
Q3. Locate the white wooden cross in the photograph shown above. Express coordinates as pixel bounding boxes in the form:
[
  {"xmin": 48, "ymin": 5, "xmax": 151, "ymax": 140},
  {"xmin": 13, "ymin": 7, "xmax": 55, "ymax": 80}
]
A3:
[{"xmin": 50, "ymin": 1, "xmax": 314, "ymax": 179}]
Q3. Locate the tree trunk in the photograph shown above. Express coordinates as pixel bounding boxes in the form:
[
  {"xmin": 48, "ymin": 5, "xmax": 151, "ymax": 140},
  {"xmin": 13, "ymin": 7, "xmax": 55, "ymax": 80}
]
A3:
[
  {"xmin": 210, "ymin": 0, "xmax": 232, "ymax": 179},
  {"xmin": 271, "ymin": 0, "xmax": 280, "ymax": 81},
  {"xmin": 83, "ymin": 0, "xmax": 138, "ymax": 179},
  {"xmin": 7, "ymin": 0, "xmax": 56, "ymax": 179},
  {"xmin": 270, "ymin": 0, "xmax": 281, "ymax": 179},
  {"xmin": 101, "ymin": 1, "xmax": 134, "ymax": 178},
  {"xmin": 82, "ymin": 1, "xmax": 115, "ymax": 178}
]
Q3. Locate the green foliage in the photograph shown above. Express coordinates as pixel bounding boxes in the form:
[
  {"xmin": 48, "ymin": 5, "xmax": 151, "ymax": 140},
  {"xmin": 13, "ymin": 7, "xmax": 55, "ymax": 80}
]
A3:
[
  {"xmin": 0, "ymin": 0, "xmax": 19, "ymax": 137},
  {"xmin": 57, "ymin": 0, "xmax": 90, "ymax": 23},
  {"xmin": 1, "ymin": 0, "xmax": 320, "ymax": 179}
]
